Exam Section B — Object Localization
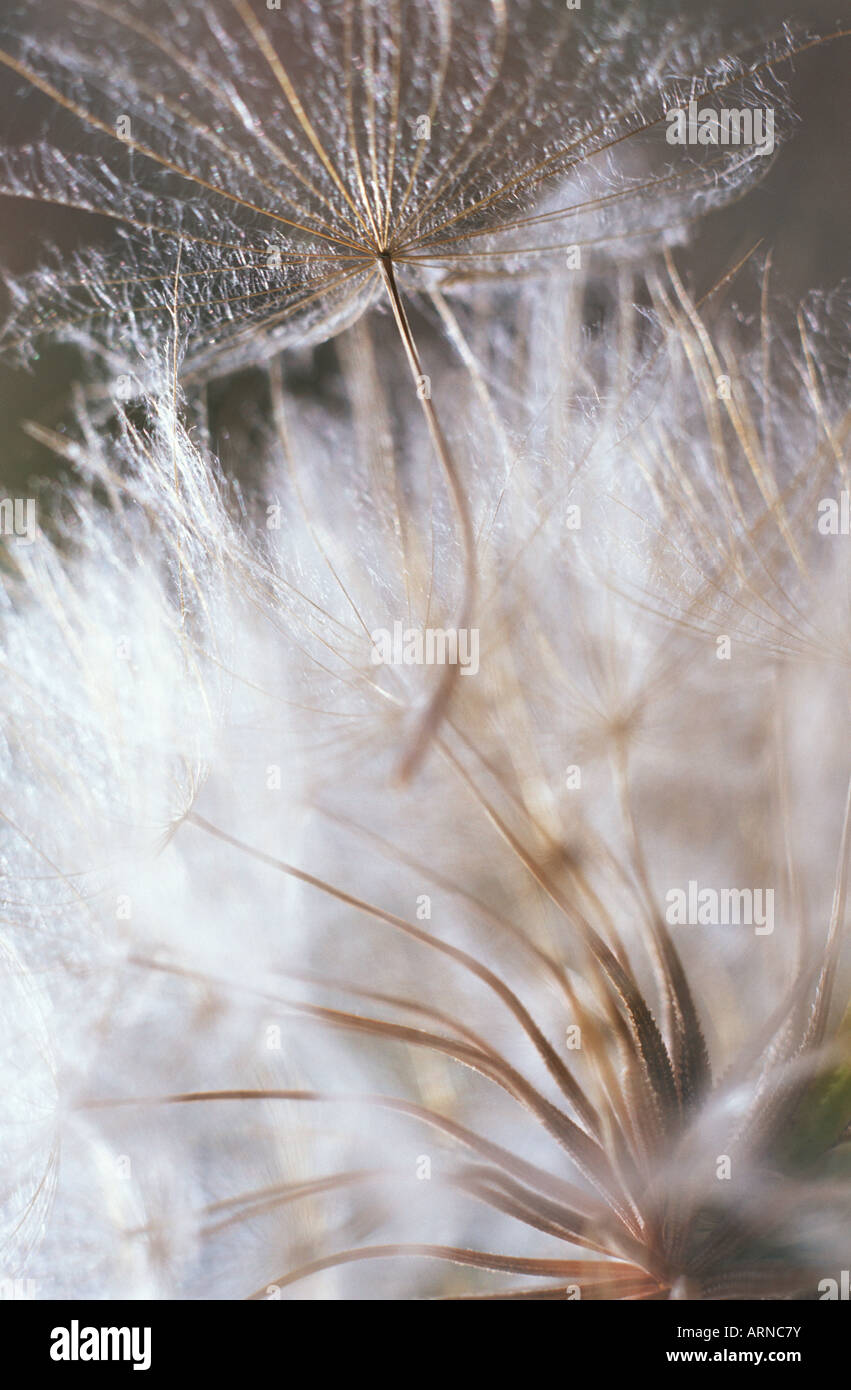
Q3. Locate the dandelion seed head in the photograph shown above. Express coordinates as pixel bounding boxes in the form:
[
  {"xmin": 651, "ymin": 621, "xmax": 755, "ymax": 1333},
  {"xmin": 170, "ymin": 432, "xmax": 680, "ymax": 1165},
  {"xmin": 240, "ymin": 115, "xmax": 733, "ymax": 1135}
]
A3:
[
  {"xmin": 0, "ymin": 0, "xmax": 797, "ymax": 378},
  {"xmin": 2, "ymin": 0, "xmax": 850, "ymax": 1305}
]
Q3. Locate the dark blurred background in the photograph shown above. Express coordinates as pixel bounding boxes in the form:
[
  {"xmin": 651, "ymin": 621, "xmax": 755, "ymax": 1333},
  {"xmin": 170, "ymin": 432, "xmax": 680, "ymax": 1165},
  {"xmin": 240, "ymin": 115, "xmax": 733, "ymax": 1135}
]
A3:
[{"xmin": 0, "ymin": 0, "xmax": 848, "ymax": 496}]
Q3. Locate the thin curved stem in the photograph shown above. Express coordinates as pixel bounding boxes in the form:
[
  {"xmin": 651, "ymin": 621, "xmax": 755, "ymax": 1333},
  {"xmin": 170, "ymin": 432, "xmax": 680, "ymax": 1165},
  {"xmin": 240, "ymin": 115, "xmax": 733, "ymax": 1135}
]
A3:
[{"xmin": 376, "ymin": 254, "xmax": 477, "ymax": 783}]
